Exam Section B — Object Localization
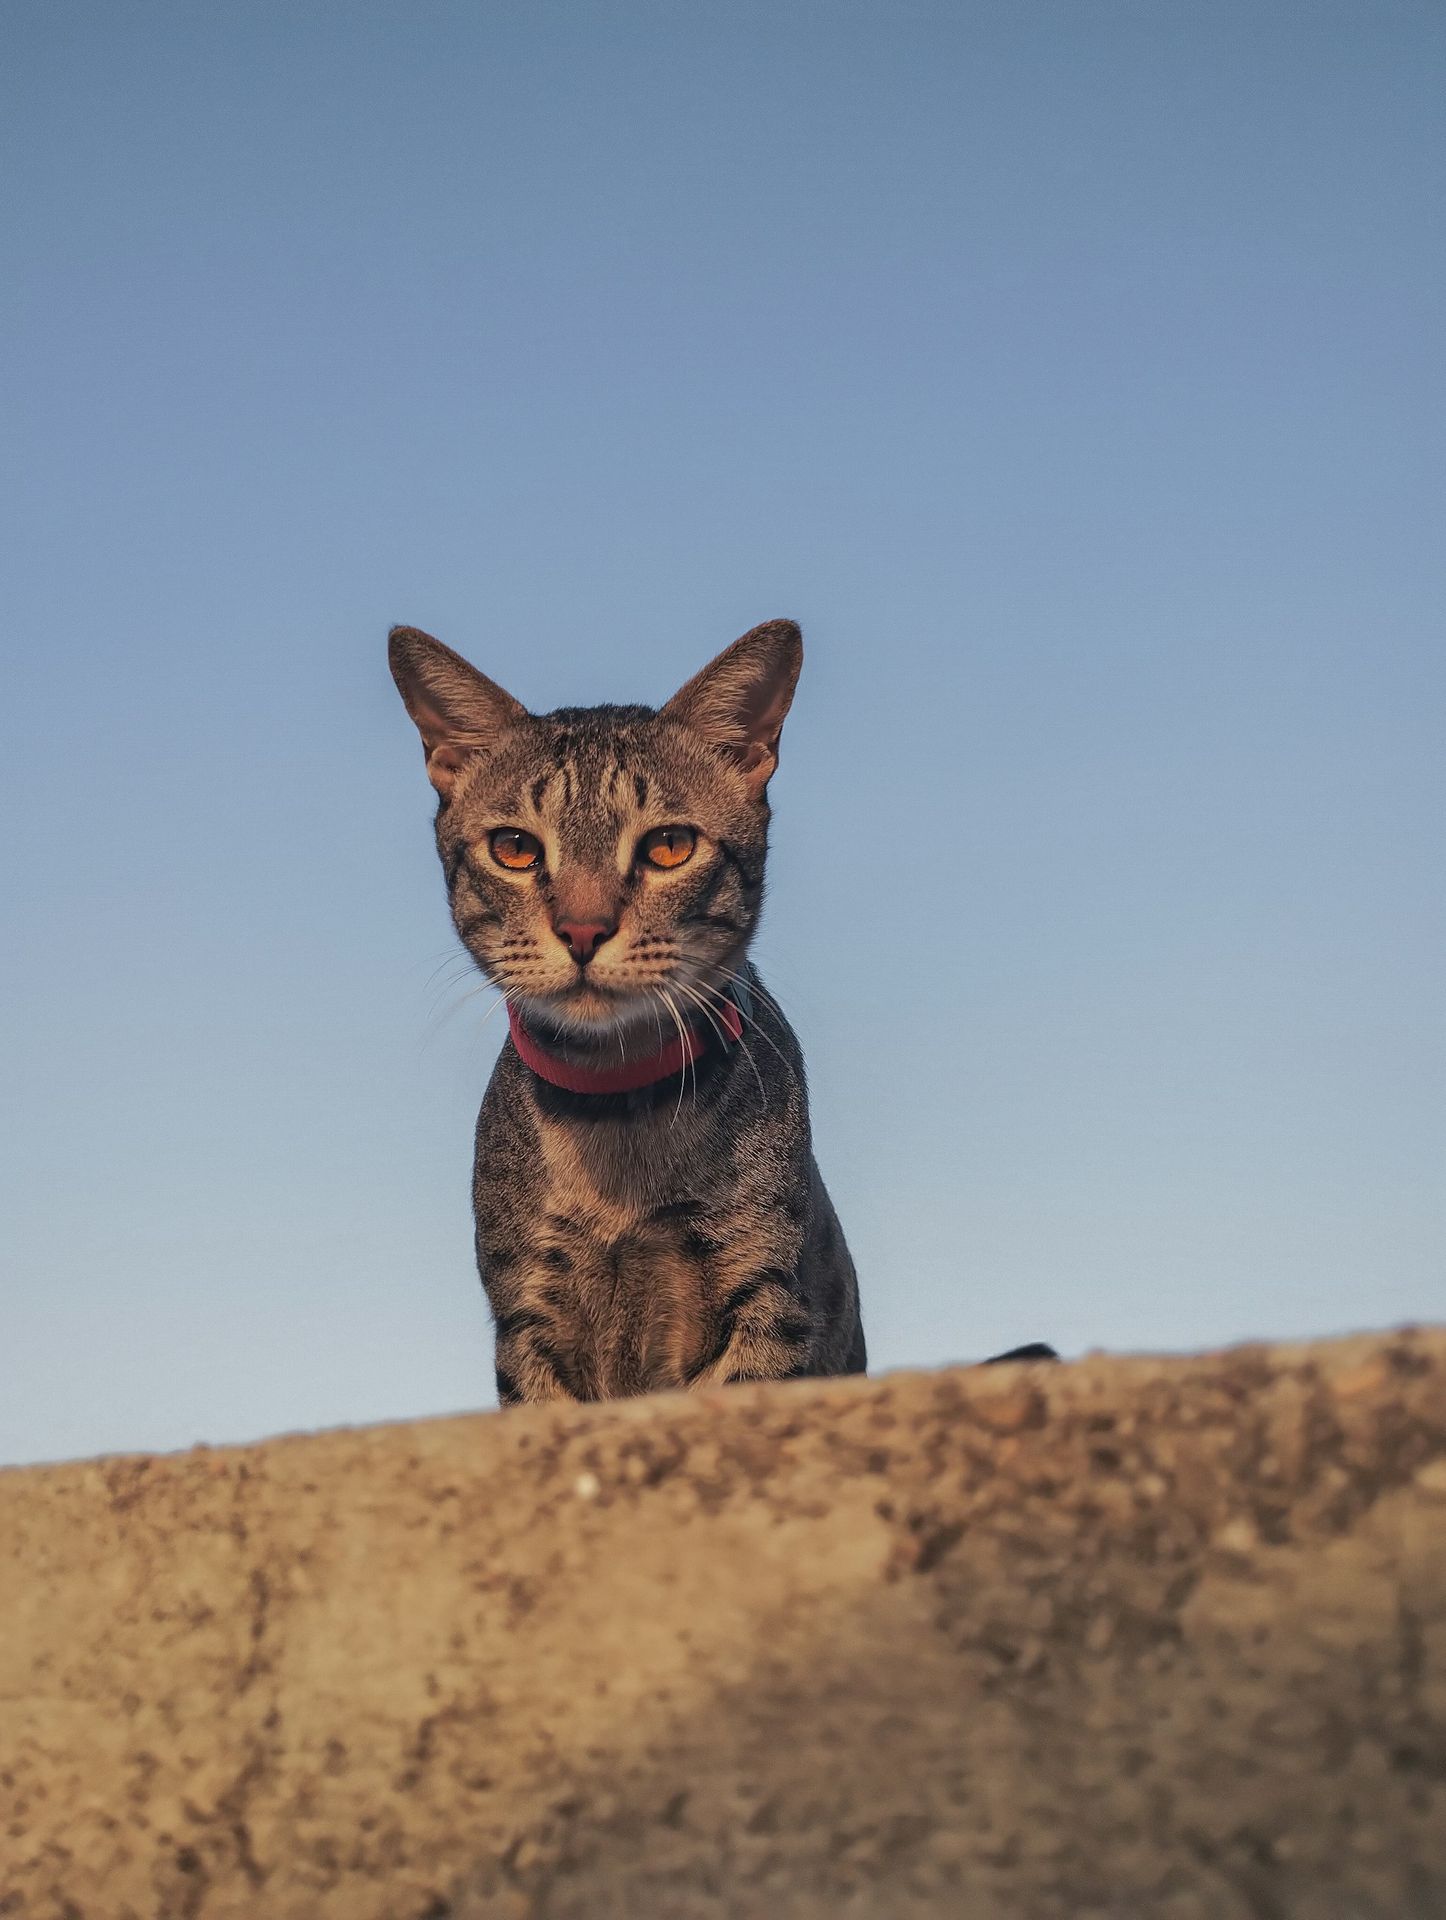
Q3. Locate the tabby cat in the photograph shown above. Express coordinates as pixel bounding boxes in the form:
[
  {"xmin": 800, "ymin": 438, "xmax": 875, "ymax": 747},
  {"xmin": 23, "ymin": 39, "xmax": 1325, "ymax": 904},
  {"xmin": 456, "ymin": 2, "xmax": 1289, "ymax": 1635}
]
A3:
[{"xmin": 390, "ymin": 618, "xmax": 865, "ymax": 1403}]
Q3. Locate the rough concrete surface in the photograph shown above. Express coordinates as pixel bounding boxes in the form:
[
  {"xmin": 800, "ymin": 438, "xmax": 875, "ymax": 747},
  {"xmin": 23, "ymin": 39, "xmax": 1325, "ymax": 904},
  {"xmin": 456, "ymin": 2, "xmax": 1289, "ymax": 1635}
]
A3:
[{"xmin": 3, "ymin": 1331, "xmax": 1446, "ymax": 1920}]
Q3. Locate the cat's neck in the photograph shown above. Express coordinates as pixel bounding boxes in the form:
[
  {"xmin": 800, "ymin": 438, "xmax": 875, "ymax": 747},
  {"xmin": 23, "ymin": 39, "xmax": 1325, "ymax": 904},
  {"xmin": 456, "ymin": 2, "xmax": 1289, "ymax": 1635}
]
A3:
[{"xmin": 508, "ymin": 996, "xmax": 743, "ymax": 1097}]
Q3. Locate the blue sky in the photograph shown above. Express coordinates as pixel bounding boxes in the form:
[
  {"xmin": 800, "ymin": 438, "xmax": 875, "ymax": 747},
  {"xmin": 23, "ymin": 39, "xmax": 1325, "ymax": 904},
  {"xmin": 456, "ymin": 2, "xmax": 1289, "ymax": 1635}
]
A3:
[{"xmin": 3, "ymin": 1, "xmax": 1442, "ymax": 1464}]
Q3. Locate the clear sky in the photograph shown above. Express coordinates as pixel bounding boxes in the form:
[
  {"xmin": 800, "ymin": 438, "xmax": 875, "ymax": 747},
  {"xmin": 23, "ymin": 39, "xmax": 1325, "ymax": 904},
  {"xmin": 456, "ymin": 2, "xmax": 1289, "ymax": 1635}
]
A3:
[{"xmin": 3, "ymin": 1, "xmax": 1442, "ymax": 1465}]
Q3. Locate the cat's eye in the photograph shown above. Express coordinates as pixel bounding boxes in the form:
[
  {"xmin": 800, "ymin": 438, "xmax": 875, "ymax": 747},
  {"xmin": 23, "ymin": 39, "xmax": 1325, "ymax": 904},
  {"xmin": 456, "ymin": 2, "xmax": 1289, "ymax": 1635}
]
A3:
[
  {"xmin": 489, "ymin": 828, "xmax": 543, "ymax": 872},
  {"xmin": 640, "ymin": 825, "xmax": 697, "ymax": 870}
]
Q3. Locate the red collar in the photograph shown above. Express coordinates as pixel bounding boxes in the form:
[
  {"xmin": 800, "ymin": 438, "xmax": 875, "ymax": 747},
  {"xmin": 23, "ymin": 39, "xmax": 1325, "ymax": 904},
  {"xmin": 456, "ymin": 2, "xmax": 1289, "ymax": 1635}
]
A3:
[{"xmin": 507, "ymin": 996, "xmax": 743, "ymax": 1096}]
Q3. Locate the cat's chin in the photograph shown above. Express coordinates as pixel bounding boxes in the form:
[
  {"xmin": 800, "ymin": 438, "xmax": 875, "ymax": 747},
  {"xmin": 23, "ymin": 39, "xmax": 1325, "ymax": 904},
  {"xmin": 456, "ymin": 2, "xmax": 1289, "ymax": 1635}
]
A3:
[{"xmin": 519, "ymin": 986, "xmax": 662, "ymax": 1049}]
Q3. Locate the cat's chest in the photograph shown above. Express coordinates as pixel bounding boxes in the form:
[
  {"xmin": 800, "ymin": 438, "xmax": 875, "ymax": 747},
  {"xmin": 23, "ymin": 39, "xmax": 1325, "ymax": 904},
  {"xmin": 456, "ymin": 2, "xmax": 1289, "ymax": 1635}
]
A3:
[
  {"xmin": 526, "ymin": 1122, "xmax": 744, "ymax": 1393},
  {"xmin": 526, "ymin": 1105, "xmax": 792, "ymax": 1271},
  {"xmin": 533, "ymin": 1121, "xmax": 662, "ymax": 1241}
]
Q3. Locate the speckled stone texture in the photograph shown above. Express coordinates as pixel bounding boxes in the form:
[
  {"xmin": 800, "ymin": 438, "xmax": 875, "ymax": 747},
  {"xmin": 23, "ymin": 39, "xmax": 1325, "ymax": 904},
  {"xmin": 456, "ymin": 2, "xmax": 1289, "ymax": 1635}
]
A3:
[{"xmin": 3, "ymin": 1332, "xmax": 1445, "ymax": 1920}]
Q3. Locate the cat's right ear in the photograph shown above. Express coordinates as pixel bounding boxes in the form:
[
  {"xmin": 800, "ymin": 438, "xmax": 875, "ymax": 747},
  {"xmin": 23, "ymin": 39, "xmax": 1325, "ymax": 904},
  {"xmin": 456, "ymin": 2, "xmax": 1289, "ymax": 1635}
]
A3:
[{"xmin": 388, "ymin": 626, "xmax": 529, "ymax": 800}]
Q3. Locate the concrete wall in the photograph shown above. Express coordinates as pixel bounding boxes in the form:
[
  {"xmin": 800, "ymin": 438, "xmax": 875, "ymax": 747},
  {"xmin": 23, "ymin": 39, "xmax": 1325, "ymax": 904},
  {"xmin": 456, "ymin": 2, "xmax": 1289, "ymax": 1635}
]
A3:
[{"xmin": 4, "ymin": 1330, "xmax": 1445, "ymax": 1919}]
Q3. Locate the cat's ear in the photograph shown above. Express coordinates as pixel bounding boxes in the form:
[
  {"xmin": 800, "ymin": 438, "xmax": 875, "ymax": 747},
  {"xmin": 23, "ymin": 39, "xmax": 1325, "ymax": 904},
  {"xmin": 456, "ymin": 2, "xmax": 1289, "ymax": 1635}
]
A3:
[
  {"xmin": 388, "ymin": 626, "xmax": 529, "ymax": 799},
  {"xmin": 661, "ymin": 618, "xmax": 803, "ymax": 796}
]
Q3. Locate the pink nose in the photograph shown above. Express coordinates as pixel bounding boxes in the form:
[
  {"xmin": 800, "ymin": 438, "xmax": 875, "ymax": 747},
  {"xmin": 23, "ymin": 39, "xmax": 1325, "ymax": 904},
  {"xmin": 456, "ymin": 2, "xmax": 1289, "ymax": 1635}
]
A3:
[{"xmin": 554, "ymin": 918, "xmax": 616, "ymax": 965}]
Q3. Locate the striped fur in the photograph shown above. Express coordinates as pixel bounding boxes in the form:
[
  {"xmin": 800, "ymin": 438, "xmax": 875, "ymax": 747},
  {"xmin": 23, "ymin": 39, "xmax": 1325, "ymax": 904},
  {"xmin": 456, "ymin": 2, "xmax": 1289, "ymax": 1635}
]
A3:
[{"xmin": 390, "ymin": 618, "xmax": 865, "ymax": 1403}]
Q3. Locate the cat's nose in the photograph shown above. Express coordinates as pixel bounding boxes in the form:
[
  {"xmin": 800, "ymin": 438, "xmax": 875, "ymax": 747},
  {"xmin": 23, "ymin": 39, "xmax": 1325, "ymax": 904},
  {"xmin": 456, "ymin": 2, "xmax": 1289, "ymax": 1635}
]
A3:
[{"xmin": 553, "ymin": 918, "xmax": 617, "ymax": 965}]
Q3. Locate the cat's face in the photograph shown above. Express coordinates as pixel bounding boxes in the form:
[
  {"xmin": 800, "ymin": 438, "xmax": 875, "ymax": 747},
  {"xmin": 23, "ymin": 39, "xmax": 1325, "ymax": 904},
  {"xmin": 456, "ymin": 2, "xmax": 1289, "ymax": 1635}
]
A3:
[{"xmin": 390, "ymin": 621, "xmax": 801, "ymax": 1040}]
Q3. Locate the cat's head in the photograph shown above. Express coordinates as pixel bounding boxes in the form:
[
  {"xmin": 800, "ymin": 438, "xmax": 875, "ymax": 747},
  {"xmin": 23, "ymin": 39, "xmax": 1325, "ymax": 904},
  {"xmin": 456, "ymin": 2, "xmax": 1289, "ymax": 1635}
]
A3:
[{"xmin": 389, "ymin": 620, "xmax": 802, "ymax": 1040}]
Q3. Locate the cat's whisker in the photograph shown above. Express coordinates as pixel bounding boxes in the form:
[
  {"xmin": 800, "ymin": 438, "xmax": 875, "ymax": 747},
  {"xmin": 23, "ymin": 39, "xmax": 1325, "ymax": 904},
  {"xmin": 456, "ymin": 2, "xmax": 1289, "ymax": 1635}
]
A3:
[
  {"xmin": 716, "ymin": 966, "xmax": 790, "ymax": 1029},
  {"xmin": 475, "ymin": 986, "xmax": 521, "ymax": 1034},
  {"xmin": 683, "ymin": 997, "xmax": 701, "ymax": 1113},
  {"xmin": 426, "ymin": 984, "xmax": 484, "ymax": 1027},
  {"xmin": 653, "ymin": 988, "xmax": 689, "ymax": 1123},
  {"xmin": 657, "ymin": 987, "xmax": 699, "ymax": 1123},
  {"xmin": 441, "ymin": 976, "xmax": 514, "ymax": 1022},
  {"xmin": 433, "ymin": 966, "xmax": 529, "ymax": 1026},
  {"xmin": 692, "ymin": 974, "xmax": 794, "ymax": 1073},
  {"xmin": 672, "ymin": 979, "xmax": 763, "ymax": 1095},
  {"xmin": 731, "ymin": 958, "xmax": 817, "ymax": 1027},
  {"xmin": 419, "ymin": 979, "xmax": 519, "ymax": 1065},
  {"xmin": 713, "ymin": 971, "xmax": 794, "ymax": 1053},
  {"xmin": 670, "ymin": 978, "xmax": 729, "ymax": 1049},
  {"xmin": 671, "ymin": 983, "xmax": 730, "ymax": 1095},
  {"xmin": 424, "ymin": 956, "xmax": 482, "ymax": 1006},
  {"xmin": 670, "ymin": 987, "xmax": 701, "ymax": 1117},
  {"xmin": 673, "ymin": 979, "xmax": 768, "ymax": 1108},
  {"xmin": 413, "ymin": 943, "xmax": 476, "ymax": 986},
  {"xmin": 425, "ymin": 965, "xmax": 473, "ymax": 1001},
  {"xmin": 425, "ymin": 980, "xmax": 494, "ymax": 1031}
]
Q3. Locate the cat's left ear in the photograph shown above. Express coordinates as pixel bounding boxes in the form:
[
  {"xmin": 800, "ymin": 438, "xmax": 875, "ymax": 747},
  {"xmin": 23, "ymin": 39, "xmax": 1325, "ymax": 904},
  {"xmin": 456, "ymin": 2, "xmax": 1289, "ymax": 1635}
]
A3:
[{"xmin": 661, "ymin": 619, "xmax": 803, "ymax": 797}]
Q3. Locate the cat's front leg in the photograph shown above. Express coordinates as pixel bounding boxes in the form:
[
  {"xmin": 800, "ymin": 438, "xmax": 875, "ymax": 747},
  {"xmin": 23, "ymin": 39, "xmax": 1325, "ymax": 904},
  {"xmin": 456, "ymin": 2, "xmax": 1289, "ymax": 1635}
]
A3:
[
  {"xmin": 491, "ymin": 1301, "xmax": 585, "ymax": 1405},
  {"xmin": 687, "ymin": 1274, "xmax": 815, "ymax": 1389}
]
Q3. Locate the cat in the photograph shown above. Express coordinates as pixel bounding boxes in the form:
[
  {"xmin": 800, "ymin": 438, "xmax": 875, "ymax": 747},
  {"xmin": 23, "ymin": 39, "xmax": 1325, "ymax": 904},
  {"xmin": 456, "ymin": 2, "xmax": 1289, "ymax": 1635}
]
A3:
[{"xmin": 389, "ymin": 617, "xmax": 866, "ymax": 1403}]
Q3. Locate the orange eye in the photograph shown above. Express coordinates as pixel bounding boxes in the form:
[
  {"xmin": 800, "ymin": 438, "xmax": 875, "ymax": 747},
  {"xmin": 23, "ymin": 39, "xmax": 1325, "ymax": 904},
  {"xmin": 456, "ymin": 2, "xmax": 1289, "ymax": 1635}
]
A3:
[
  {"xmin": 640, "ymin": 825, "xmax": 697, "ymax": 870},
  {"xmin": 489, "ymin": 828, "xmax": 543, "ymax": 872}
]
